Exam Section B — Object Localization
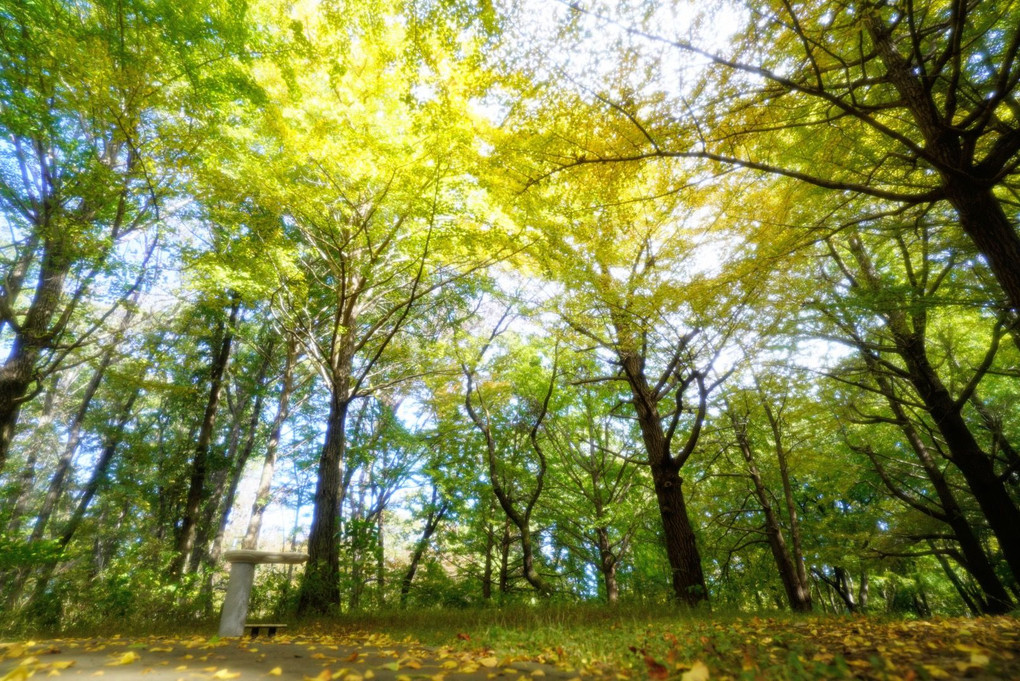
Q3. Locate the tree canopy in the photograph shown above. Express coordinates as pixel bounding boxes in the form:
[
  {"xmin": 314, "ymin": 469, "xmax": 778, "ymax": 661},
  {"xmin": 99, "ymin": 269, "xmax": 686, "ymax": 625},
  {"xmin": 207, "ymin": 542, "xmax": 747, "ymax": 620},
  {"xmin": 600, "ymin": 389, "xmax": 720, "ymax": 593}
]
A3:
[{"xmin": 1, "ymin": 0, "xmax": 1018, "ymax": 629}]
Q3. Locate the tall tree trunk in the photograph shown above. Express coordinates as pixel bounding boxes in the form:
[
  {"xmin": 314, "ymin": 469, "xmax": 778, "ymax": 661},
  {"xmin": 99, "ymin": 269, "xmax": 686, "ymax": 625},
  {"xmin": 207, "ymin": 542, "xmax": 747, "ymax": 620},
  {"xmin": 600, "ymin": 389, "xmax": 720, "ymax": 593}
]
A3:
[
  {"xmin": 595, "ymin": 526, "xmax": 619, "ymax": 604},
  {"xmin": 0, "ymin": 237, "xmax": 72, "ymax": 471},
  {"xmin": 297, "ymin": 388, "xmax": 349, "ymax": 615},
  {"xmin": 897, "ymin": 339, "xmax": 1020, "ymax": 581},
  {"xmin": 619, "ymin": 351, "xmax": 707, "ymax": 605},
  {"xmin": 499, "ymin": 520, "xmax": 512, "ymax": 596},
  {"xmin": 399, "ymin": 492, "xmax": 449, "ymax": 608},
  {"xmin": 3, "ymin": 380, "xmax": 54, "ymax": 535},
  {"xmin": 243, "ymin": 336, "xmax": 297, "ymax": 549},
  {"xmin": 761, "ymin": 400, "xmax": 813, "ymax": 610},
  {"xmin": 842, "ymin": 234, "xmax": 1020, "ymax": 584},
  {"xmin": 858, "ymin": 363, "xmax": 1013, "ymax": 614},
  {"xmin": 29, "ymin": 306, "xmax": 134, "ymax": 544},
  {"xmin": 193, "ymin": 335, "xmax": 276, "ymax": 572},
  {"xmin": 171, "ymin": 297, "xmax": 240, "ymax": 577},
  {"xmin": 732, "ymin": 416, "xmax": 812, "ymax": 612},
  {"xmin": 25, "ymin": 388, "xmax": 140, "ymax": 610}
]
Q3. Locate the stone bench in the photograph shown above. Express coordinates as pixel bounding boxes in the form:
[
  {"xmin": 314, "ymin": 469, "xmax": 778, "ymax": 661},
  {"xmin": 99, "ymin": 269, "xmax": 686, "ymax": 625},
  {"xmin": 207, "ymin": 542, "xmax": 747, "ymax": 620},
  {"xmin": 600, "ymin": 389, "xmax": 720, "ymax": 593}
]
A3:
[{"xmin": 218, "ymin": 550, "xmax": 308, "ymax": 637}]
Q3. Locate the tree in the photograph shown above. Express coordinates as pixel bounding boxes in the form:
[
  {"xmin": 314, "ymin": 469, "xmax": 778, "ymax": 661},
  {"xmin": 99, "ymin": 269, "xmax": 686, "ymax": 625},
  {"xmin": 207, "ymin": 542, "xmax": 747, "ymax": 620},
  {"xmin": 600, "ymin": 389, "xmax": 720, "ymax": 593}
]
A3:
[
  {"xmin": 550, "ymin": 0, "xmax": 1020, "ymax": 314},
  {"xmin": 0, "ymin": 0, "xmax": 248, "ymax": 470}
]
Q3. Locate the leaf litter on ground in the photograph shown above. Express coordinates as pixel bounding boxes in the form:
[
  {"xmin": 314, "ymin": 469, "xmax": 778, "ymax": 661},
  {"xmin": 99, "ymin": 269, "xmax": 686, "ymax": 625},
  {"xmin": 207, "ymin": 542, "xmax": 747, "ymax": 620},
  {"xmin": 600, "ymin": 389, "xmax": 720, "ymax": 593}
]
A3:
[{"xmin": 1, "ymin": 613, "xmax": 1018, "ymax": 679}]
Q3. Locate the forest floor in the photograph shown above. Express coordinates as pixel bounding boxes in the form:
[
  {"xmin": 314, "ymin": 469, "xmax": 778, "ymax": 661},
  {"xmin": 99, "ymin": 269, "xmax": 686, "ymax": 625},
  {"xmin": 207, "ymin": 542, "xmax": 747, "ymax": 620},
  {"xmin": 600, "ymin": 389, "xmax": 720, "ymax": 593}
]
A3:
[{"xmin": 2, "ymin": 609, "xmax": 1019, "ymax": 680}]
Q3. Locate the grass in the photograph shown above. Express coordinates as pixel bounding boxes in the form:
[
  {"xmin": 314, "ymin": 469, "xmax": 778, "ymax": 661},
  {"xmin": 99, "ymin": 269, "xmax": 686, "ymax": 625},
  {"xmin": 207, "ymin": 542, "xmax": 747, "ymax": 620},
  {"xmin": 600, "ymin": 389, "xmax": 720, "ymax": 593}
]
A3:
[
  {"xmin": 6, "ymin": 601, "xmax": 1020, "ymax": 679},
  {"xmin": 316, "ymin": 602, "xmax": 1020, "ymax": 679}
]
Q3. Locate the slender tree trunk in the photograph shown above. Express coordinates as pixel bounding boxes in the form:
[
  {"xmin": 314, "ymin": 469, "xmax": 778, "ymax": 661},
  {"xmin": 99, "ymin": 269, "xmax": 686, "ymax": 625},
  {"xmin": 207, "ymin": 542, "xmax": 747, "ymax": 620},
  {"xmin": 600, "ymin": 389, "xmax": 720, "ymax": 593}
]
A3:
[
  {"xmin": 399, "ymin": 494, "xmax": 449, "ymax": 608},
  {"xmin": 732, "ymin": 417, "xmax": 811, "ymax": 612},
  {"xmin": 499, "ymin": 520, "xmax": 511, "ymax": 596},
  {"xmin": 243, "ymin": 336, "xmax": 297, "ymax": 550},
  {"xmin": 29, "ymin": 306, "xmax": 133, "ymax": 544},
  {"xmin": 26, "ymin": 389, "xmax": 140, "ymax": 609},
  {"xmin": 194, "ymin": 336, "xmax": 276, "ymax": 572},
  {"xmin": 482, "ymin": 515, "xmax": 494, "ymax": 600},
  {"xmin": 933, "ymin": 546, "xmax": 983, "ymax": 616},
  {"xmin": 171, "ymin": 298, "xmax": 240, "ymax": 577},
  {"xmin": 842, "ymin": 234, "xmax": 1020, "ymax": 585},
  {"xmin": 761, "ymin": 401, "xmax": 813, "ymax": 609},
  {"xmin": 898, "ymin": 339, "xmax": 1020, "ymax": 581},
  {"xmin": 861, "ymin": 370, "xmax": 1014, "ymax": 613},
  {"xmin": 595, "ymin": 527, "xmax": 619, "ymax": 604},
  {"xmin": 4, "ymin": 381, "xmax": 53, "ymax": 535}
]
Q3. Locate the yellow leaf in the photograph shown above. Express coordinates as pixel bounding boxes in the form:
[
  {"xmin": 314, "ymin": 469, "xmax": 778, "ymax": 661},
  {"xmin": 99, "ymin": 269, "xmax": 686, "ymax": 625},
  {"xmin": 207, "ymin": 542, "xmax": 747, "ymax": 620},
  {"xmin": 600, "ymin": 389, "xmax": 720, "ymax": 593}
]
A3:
[
  {"xmin": 107, "ymin": 651, "xmax": 140, "ymax": 666},
  {"xmin": 0, "ymin": 668, "xmax": 31, "ymax": 681},
  {"xmin": 922, "ymin": 665, "xmax": 951, "ymax": 679},
  {"xmin": 970, "ymin": 652, "xmax": 990, "ymax": 667},
  {"xmin": 479, "ymin": 657, "xmax": 499, "ymax": 668},
  {"xmin": 2, "ymin": 644, "xmax": 26, "ymax": 660},
  {"xmin": 175, "ymin": 665, "xmax": 188, "ymax": 671},
  {"xmin": 531, "ymin": 671, "xmax": 545, "ymax": 677},
  {"xmin": 364, "ymin": 671, "xmax": 374, "ymax": 679},
  {"xmin": 211, "ymin": 670, "xmax": 242, "ymax": 679},
  {"xmin": 51, "ymin": 662, "xmax": 74, "ymax": 670},
  {"xmin": 268, "ymin": 667, "xmax": 283, "ymax": 676},
  {"xmin": 681, "ymin": 661, "xmax": 710, "ymax": 681},
  {"xmin": 149, "ymin": 647, "xmax": 173, "ymax": 653},
  {"xmin": 303, "ymin": 671, "xmax": 332, "ymax": 681},
  {"xmin": 440, "ymin": 661, "xmax": 458, "ymax": 670}
]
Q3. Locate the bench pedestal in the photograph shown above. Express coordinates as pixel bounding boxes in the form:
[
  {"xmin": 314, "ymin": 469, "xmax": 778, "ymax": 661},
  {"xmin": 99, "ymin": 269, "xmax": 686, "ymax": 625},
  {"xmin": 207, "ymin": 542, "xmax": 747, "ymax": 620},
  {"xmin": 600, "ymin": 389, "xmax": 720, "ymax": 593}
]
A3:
[{"xmin": 217, "ymin": 550, "xmax": 308, "ymax": 637}]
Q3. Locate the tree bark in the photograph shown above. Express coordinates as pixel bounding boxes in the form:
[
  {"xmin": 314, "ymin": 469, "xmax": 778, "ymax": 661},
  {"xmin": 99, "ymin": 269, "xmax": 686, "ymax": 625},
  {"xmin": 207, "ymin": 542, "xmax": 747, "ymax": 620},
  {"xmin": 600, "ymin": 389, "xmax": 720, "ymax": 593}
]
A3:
[
  {"xmin": 0, "ymin": 237, "xmax": 72, "ymax": 471},
  {"xmin": 399, "ymin": 494, "xmax": 448, "ymax": 607},
  {"xmin": 297, "ymin": 388, "xmax": 349, "ymax": 615},
  {"xmin": 595, "ymin": 526, "xmax": 619, "ymax": 604},
  {"xmin": 619, "ymin": 350, "xmax": 707, "ymax": 605},
  {"xmin": 243, "ymin": 336, "xmax": 297, "ymax": 549},
  {"xmin": 171, "ymin": 297, "xmax": 240, "ymax": 577},
  {"xmin": 732, "ymin": 415, "xmax": 812, "ymax": 612}
]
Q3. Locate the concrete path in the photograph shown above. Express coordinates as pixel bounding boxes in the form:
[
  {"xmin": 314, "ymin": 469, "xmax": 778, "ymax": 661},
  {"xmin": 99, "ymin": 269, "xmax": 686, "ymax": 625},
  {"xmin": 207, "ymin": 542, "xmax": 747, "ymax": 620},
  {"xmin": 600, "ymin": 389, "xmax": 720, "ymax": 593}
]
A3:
[{"xmin": 0, "ymin": 634, "xmax": 585, "ymax": 680}]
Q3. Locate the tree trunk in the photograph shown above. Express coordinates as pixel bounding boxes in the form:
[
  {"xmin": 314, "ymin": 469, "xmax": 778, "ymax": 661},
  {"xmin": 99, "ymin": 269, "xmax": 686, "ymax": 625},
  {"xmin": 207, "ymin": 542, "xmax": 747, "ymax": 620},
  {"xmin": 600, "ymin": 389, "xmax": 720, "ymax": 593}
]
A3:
[
  {"xmin": 499, "ymin": 520, "xmax": 511, "ymax": 596},
  {"xmin": 620, "ymin": 350, "xmax": 707, "ymax": 605},
  {"xmin": 399, "ymin": 495, "xmax": 449, "ymax": 607},
  {"xmin": 0, "ymin": 237, "xmax": 72, "ymax": 472},
  {"xmin": 595, "ymin": 527, "xmax": 619, "ymax": 604},
  {"xmin": 898, "ymin": 338, "xmax": 1020, "ymax": 581},
  {"xmin": 243, "ymin": 336, "xmax": 297, "ymax": 549},
  {"xmin": 297, "ymin": 389, "xmax": 349, "ymax": 615},
  {"xmin": 171, "ymin": 298, "xmax": 240, "ymax": 577},
  {"xmin": 25, "ymin": 388, "xmax": 139, "ymax": 610},
  {"xmin": 29, "ymin": 305, "xmax": 133, "ymax": 544},
  {"xmin": 732, "ymin": 417, "xmax": 812, "ymax": 612},
  {"xmin": 862, "ymin": 369, "xmax": 1014, "ymax": 614}
]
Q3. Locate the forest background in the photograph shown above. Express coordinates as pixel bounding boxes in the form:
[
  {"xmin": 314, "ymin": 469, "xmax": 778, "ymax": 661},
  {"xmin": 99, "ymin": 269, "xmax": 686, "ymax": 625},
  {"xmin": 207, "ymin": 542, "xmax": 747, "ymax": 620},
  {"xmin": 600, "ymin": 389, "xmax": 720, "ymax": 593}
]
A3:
[{"xmin": 1, "ymin": 0, "xmax": 1020, "ymax": 644}]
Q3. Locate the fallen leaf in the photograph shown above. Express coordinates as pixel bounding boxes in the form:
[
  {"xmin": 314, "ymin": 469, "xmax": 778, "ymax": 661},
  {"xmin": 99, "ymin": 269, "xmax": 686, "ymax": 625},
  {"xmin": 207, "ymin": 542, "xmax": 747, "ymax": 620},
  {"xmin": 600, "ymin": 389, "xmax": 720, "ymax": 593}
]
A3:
[
  {"xmin": 0, "ymin": 668, "xmax": 31, "ymax": 681},
  {"xmin": 642, "ymin": 654, "xmax": 668, "ymax": 680},
  {"xmin": 681, "ymin": 661, "xmax": 710, "ymax": 681},
  {"xmin": 211, "ymin": 669, "xmax": 241, "ymax": 679},
  {"xmin": 106, "ymin": 651, "xmax": 140, "ymax": 666},
  {"xmin": 479, "ymin": 657, "xmax": 499, "ymax": 668},
  {"xmin": 268, "ymin": 667, "xmax": 283, "ymax": 676}
]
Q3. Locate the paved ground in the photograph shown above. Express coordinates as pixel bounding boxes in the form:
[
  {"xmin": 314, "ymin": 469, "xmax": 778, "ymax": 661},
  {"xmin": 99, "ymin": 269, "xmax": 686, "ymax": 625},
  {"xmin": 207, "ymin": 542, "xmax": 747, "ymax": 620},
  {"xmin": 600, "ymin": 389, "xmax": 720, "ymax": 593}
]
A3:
[{"xmin": 0, "ymin": 635, "xmax": 584, "ymax": 680}]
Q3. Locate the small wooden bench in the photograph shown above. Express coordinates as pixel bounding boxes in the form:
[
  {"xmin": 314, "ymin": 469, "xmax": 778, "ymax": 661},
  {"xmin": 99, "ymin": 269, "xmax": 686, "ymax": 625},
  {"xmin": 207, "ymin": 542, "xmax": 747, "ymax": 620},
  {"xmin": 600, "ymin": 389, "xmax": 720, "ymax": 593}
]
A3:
[
  {"xmin": 243, "ymin": 623, "xmax": 287, "ymax": 638},
  {"xmin": 218, "ymin": 550, "xmax": 308, "ymax": 637}
]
